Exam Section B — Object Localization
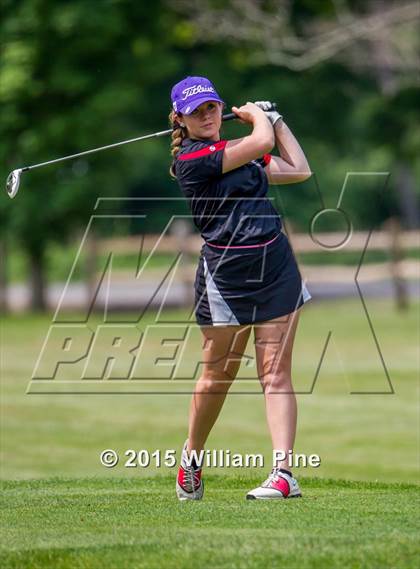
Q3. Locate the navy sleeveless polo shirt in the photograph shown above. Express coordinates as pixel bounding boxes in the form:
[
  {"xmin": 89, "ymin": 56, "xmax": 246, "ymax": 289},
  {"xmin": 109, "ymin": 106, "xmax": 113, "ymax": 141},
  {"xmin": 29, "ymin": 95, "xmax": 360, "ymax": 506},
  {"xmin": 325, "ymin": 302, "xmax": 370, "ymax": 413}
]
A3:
[{"xmin": 173, "ymin": 137, "xmax": 282, "ymax": 246}]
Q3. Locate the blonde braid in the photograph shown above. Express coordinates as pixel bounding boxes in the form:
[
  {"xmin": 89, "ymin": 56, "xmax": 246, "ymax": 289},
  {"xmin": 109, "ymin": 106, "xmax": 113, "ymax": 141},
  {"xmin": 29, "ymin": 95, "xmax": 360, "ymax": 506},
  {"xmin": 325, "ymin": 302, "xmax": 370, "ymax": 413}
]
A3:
[{"xmin": 168, "ymin": 110, "xmax": 187, "ymax": 178}]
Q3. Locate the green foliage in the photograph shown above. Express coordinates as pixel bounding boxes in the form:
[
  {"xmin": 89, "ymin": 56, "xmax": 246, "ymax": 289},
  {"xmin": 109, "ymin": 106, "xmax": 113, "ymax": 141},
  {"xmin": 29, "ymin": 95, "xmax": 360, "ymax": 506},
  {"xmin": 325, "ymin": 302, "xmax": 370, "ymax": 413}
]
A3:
[
  {"xmin": 0, "ymin": 0, "xmax": 418, "ymax": 299},
  {"xmin": 0, "ymin": 0, "xmax": 184, "ymax": 249}
]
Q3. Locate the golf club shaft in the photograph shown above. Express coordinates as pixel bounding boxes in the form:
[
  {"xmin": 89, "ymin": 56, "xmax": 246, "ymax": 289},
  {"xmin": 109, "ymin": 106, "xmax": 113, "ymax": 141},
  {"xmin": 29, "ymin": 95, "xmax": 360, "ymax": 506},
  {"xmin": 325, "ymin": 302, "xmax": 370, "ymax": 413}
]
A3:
[
  {"xmin": 19, "ymin": 111, "xmax": 241, "ymax": 173},
  {"xmin": 18, "ymin": 104, "xmax": 276, "ymax": 173},
  {"xmin": 6, "ymin": 102, "xmax": 277, "ymax": 198},
  {"xmin": 19, "ymin": 129, "xmax": 171, "ymax": 173}
]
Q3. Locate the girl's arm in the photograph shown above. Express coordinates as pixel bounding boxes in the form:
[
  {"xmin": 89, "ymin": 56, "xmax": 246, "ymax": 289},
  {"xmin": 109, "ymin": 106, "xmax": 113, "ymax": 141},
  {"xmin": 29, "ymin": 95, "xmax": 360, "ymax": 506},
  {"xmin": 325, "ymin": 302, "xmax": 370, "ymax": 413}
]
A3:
[
  {"xmin": 265, "ymin": 121, "xmax": 312, "ymax": 185},
  {"xmin": 222, "ymin": 102, "xmax": 275, "ymax": 174}
]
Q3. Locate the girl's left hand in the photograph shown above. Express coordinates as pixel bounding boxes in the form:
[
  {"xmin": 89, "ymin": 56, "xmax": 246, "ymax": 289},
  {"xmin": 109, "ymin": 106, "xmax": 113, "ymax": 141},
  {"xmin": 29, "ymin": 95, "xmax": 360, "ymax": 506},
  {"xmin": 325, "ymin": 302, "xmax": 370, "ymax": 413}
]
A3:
[{"xmin": 254, "ymin": 101, "xmax": 283, "ymax": 127}]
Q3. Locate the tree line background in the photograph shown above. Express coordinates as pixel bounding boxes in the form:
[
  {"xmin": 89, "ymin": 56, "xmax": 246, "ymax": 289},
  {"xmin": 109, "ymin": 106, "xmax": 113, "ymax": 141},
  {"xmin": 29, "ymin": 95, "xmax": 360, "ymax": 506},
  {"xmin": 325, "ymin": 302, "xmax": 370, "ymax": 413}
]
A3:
[{"xmin": 0, "ymin": 0, "xmax": 419, "ymax": 309}]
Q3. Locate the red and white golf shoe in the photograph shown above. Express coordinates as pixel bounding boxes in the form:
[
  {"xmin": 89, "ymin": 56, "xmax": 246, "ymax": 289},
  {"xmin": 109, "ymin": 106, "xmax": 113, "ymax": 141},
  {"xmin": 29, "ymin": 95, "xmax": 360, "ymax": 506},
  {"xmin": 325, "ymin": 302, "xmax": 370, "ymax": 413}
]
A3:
[
  {"xmin": 176, "ymin": 440, "xmax": 204, "ymax": 501},
  {"xmin": 246, "ymin": 468, "xmax": 302, "ymax": 500}
]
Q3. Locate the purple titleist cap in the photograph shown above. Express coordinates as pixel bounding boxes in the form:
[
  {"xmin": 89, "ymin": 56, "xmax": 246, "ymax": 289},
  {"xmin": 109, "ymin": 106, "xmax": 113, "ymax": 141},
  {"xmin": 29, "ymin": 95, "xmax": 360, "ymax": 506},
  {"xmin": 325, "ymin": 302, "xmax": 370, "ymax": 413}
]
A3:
[{"xmin": 171, "ymin": 76, "xmax": 225, "ymax": 115}]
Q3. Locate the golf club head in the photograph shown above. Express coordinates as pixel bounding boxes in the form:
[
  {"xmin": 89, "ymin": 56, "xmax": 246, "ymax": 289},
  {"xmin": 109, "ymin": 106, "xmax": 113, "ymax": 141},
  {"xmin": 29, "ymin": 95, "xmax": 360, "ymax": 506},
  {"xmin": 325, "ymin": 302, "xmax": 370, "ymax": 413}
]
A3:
[{"xmin": 6, "ymin": 169, "xmax": 22, "ymax": 199}]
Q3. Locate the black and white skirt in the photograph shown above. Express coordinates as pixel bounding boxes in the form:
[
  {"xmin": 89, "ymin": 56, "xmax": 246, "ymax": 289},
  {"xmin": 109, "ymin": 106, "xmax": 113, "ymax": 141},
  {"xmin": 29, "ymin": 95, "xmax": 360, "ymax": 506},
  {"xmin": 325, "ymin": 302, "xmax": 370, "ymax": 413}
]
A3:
[{"xmin": 194, "ymin": 232, "xmax": 312, "ymax": 326}]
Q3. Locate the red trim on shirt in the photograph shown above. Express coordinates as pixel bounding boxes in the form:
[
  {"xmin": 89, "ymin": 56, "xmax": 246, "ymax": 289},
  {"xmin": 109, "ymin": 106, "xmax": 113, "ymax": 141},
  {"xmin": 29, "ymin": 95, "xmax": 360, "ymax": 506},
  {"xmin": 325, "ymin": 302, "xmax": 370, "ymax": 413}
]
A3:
[
  {"xmin": 263, "ymin": 153, "xmax": 272, "ymax": 166},
  {"xmin": 178, "ymin": 140, "xmax": 227, "ymax": 161}
]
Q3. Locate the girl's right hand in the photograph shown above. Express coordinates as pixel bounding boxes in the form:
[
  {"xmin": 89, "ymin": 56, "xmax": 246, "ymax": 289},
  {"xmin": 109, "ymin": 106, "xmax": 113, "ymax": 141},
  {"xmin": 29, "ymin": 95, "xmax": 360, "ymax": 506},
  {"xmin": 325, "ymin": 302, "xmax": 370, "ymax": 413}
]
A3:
[{"xmin": 231, "ymin": 102, "xmax": 268, "ymax": 125}]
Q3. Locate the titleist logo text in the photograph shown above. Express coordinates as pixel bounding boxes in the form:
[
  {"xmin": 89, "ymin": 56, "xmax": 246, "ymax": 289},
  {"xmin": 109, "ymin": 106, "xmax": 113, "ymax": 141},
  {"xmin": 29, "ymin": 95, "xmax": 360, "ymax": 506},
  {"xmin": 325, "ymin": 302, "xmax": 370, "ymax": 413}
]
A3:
[{"xmin": 181, "ymin": 85, "xmax": 215, "ymax": 100}]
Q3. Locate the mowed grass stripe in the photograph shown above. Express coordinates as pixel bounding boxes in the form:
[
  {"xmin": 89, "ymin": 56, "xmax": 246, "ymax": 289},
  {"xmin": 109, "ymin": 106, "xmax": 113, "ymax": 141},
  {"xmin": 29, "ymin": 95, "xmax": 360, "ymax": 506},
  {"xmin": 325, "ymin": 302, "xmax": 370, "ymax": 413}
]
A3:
[{"xmin": 1, "ymin": 477, "xmax": 419, "ymax": 569}]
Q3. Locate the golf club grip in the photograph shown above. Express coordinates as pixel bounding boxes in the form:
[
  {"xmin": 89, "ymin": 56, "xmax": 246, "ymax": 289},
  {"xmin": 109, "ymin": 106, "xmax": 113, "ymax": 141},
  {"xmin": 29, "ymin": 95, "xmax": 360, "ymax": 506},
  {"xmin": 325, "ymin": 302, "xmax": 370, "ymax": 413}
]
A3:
[{"xmin": 222, "ymin": 102, "xmax": 277, "ymax": 122}]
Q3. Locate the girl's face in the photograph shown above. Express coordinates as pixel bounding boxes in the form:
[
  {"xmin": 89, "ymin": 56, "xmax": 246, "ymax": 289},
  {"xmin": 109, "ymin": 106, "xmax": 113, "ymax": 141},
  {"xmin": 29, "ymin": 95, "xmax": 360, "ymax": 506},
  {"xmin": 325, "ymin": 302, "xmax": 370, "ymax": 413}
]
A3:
[{"xmin": 180, "ymin": 101, "xmax": 223, "ymax": 141}]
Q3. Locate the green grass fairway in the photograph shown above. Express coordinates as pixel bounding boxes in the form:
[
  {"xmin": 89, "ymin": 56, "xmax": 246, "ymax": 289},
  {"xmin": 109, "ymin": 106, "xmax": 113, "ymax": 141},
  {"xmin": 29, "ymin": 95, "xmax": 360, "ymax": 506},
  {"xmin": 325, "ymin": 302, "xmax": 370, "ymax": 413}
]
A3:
[
  {"xmin": 1, "ymin": 477, "xmax": 419, "ymax": 569},
  {"xmin": 1, "ymin": 298, "xmax": 419, "ymax": 567},
  {"xmin": 1, "ymin": 299, "xmax": 418, "ymax": 483}
]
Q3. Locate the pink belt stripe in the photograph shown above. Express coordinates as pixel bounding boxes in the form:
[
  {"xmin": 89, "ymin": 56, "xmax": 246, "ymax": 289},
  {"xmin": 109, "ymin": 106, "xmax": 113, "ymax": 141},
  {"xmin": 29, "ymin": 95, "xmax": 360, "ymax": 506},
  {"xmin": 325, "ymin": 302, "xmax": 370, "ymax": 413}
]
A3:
[{"xmin": 205, "ymin": 233, "xmax": 280, "ymax": 249}]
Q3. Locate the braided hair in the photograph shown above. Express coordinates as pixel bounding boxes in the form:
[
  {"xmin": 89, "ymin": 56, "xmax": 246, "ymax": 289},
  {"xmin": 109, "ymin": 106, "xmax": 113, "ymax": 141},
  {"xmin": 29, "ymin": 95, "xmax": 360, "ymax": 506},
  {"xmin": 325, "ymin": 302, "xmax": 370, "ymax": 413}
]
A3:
[{"xmin": 168, "ymin": 110, "xmax": 187, "ymax": 178}]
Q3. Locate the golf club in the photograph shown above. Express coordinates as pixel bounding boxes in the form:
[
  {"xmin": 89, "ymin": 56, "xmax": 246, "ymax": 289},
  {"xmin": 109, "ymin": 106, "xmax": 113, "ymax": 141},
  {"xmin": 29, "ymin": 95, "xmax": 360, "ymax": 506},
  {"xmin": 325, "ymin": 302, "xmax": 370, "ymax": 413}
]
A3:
[{"xmin": 5, "ymin": 103, "xmax": 277, "ymax": 199}]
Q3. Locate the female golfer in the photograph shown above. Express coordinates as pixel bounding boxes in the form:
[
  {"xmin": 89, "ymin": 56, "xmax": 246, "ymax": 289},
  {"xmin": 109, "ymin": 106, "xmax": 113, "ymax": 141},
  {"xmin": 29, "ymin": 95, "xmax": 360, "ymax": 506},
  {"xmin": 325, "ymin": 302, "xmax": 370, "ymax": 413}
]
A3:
[{"xmin": 169, "ymin": 76, "xmax": 312, "ymax": 500}]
